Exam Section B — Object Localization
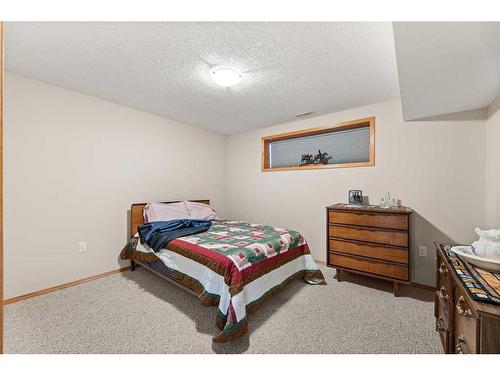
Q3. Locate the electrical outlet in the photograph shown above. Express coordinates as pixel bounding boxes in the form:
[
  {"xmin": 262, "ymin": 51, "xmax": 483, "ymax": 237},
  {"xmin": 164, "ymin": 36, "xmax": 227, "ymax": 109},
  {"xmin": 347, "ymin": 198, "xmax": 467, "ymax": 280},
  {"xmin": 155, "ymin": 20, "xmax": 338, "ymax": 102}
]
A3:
[
  {"xmin": 78, "ymin": 241, "xmax": 87, "ymax": 253},
  {"xmin": 418, "ymin": 246, "xmax": 427, "ymax": 257}
]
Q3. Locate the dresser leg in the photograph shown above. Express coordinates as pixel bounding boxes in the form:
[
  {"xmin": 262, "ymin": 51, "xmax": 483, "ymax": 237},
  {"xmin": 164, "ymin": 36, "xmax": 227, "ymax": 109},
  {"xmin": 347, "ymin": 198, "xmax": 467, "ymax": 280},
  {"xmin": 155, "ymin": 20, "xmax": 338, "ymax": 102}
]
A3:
[
  {"xmin": 131, "ymin": 260, "xmax": 136, "ymax": 271},
  {"xmin": 336, "ymin": 269, "xmax": 342, "ymax": 282},
  {"xmin": 393, "ymin": 281, "xmax": 400, "ymax": 297}
]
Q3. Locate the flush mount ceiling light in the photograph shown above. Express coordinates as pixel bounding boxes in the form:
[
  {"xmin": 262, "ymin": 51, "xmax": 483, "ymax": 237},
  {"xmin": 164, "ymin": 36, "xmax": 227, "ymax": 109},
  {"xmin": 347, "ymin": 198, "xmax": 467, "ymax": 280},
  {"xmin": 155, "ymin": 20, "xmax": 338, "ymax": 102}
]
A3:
[{"xmin": 210, "ymin": 67, "xmax": 242, "ymax": 87}]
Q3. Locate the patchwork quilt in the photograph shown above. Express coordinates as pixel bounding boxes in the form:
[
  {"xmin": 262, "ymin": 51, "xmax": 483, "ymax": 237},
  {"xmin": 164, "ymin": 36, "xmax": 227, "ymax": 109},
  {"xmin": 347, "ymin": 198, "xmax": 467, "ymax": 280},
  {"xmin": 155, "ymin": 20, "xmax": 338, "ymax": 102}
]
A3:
[
  {"xmin": 181, "ymin": 221, "xmax": 305, "ymax": 269},
  {"xmin": 121, "ymin": 220, "xmax": 325, "ymax": 342}
]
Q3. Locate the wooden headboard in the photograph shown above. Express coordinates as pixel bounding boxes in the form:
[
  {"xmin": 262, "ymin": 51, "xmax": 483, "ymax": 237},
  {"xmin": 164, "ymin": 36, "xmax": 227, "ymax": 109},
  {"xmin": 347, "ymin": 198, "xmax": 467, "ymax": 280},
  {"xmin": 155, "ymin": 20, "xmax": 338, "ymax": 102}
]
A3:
[{"xmin": 130, "ymin": 200, "xmax": 210, "ymax": 238}]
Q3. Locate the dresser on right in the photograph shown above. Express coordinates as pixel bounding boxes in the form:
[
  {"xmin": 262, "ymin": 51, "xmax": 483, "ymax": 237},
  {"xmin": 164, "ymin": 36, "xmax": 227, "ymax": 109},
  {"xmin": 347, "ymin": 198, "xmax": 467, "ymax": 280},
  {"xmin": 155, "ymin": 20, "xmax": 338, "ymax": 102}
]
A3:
[{"xmin": 435, "ymin": 243, "xmax": 500, "ymax": 353}]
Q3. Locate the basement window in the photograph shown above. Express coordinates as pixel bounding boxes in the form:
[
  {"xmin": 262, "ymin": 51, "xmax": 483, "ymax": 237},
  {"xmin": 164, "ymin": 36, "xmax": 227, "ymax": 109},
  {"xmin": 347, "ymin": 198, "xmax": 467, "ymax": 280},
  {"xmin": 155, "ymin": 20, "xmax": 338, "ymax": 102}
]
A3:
[{"xmin": 261, "ymin": 117, "xmax": 375, "ymax": 172}]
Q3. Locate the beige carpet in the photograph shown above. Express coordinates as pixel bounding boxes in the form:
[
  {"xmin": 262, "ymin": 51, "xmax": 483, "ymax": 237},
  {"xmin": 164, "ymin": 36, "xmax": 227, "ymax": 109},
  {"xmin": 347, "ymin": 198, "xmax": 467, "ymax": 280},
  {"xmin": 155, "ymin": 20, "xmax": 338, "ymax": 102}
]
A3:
[{"xmin": 4, "ymin": 266, "xmax": 442, "ymax": 354}]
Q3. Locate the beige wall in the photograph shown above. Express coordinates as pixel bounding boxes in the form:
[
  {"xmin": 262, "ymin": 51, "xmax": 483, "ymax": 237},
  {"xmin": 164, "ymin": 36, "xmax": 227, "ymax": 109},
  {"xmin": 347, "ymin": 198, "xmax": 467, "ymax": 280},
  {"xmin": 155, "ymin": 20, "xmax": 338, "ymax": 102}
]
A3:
[
  {"xmin": 485, "ymin": 94, "xmax": 500, "ymax": 228},
  {"xmin": 4, "ymin": 73, "xmax": 228, "ymax": 299},
  {"xmin": 226, "ymin": 100, "xmax": 485, "ymax": 286}
]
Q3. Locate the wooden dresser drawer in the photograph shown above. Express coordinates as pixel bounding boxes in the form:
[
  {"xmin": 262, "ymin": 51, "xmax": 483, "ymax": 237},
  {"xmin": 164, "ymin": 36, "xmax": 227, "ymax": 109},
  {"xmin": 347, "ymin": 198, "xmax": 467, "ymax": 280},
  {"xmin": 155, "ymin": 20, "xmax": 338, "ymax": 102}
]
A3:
[
  {"xmin": 329, "ymin": 252, "xmax": 408, "ymax": 280},
  {"xmin": 453, "ymin": 286, "xmax": 478, "ymax": 354},
  {"xmin": 329, "ymin": 238, "xmax": 408, "ymax": 263},
  {"xmin": 329, "ymin": 224, "xmax": 408, "ymax": 247},
  {"xmin": 436, "ymin": 251, "xmax": 452, "ymax": 312},
  {"xmin": 329, "ymin": 210, "xmax": 408, "ymax": 230},
  {"xmin": 436, "ymin": 303, "xmax": 451, "ymax": 352},
  {"xmin": 436, "ymin": 283, "xmax": 452, "ymax": 313},
  {"xmin": 434, "ymin": 245, "xmax": 455, "ymax": 354}
]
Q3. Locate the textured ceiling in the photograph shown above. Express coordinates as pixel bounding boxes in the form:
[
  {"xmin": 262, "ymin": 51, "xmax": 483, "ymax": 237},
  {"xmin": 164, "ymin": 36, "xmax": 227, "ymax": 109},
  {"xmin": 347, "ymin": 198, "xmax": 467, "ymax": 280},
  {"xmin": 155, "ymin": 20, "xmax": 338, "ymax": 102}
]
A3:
[
  {"xmin": 393, "ymin": 22, "xmax": 500, "ymax": 120},
  {"xmin": 5, "ymin": 22, "xmax": 400, "ymax": 135}
]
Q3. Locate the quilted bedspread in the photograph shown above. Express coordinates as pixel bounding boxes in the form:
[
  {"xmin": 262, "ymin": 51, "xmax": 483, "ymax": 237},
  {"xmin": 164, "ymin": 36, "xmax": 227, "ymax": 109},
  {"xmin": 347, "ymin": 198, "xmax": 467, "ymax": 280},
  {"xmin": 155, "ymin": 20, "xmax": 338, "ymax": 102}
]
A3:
[
  {"xmin": 180, "ymin": 220, "xmax": 306, "ymax": 269},
  {"xmin": 121, "ymin": 220, "xmax": 325, "ymax": 342}
]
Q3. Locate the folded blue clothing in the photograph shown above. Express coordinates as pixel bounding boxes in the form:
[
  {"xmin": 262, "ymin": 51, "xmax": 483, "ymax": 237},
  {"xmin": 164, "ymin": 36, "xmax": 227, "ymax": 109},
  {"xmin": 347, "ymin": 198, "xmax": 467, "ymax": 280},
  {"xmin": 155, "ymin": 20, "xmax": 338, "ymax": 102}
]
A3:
[{"xmin": 138, "ymin": 219, "xmax": 212, "ymax": 252}]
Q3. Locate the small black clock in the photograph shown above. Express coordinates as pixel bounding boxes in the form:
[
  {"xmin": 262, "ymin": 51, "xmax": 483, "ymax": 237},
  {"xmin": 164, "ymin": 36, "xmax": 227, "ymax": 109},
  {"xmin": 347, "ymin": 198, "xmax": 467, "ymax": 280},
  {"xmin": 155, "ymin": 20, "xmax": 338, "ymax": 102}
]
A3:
[{"xmin": 348, "ymin": 190, "xmax": 363, "ymax": 205}]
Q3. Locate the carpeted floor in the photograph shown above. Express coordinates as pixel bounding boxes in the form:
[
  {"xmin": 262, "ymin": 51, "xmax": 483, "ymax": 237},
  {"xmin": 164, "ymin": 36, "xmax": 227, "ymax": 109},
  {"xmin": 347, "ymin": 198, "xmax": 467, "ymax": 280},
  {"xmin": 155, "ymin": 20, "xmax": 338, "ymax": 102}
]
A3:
[{"xmin": 4, "ymin": 266, "xmax": 442, "ymax": 354}]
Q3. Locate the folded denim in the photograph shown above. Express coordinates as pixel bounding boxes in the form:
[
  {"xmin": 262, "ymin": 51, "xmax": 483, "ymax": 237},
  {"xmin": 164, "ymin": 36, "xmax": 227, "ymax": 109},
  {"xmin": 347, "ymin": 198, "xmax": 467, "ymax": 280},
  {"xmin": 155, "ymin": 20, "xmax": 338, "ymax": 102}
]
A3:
[{"xmin": 138, "ymin": 219, "xmax": 212, "ymax": 252}]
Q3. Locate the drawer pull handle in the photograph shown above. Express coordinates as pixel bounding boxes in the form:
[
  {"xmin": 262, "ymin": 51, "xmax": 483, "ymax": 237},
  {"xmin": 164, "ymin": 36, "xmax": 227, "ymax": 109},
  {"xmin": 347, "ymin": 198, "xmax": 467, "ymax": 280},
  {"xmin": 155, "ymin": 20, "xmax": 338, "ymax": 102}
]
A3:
[
  {"xmin": 455, "ymin": 335, "xmax": 465, "ymax": 354},
  {"xmin": 438, "ymin": 263, "xmax": 448, "ymax": 274},
  {"xmin": 436, "ymin": 318, "xmax": 446, "ymax": 332},
  {"xmin": 437, "ymin": 286, "xmax": 449, "ymax": 301},
  {"xmin": 456, "ymin": 296, "xmax": 472, "ymax": 317}
]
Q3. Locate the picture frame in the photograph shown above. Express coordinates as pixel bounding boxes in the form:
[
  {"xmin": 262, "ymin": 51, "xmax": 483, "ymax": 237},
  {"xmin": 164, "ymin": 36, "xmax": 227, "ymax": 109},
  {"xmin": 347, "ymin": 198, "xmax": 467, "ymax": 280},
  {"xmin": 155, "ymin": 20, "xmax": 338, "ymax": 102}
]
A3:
[{"xmin": 348, "ymin": 190, "xmax": 363, "ymax": 205}]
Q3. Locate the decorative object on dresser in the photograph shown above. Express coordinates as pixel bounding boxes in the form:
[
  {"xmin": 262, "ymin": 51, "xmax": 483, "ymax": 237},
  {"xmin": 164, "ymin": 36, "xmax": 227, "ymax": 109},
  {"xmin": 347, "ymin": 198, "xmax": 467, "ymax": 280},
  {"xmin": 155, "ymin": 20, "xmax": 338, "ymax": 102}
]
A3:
[
  {"xmin": 326, "ymin": 203, "xmax": 412, "ymax": 296},
  {"xmin": 470, "ymin": 227, "xmax": 500, "ymax": 259},
  {"xmin": 348, "ymin": 190, "xmax": 363, "ymax": 205},
  {"xmin": 435, "ymin": 243, "xmax": 500, "ymax": 353},
  {"xmin": 451, "ymin": 246, "xmax": 500, "ymax": 273}
]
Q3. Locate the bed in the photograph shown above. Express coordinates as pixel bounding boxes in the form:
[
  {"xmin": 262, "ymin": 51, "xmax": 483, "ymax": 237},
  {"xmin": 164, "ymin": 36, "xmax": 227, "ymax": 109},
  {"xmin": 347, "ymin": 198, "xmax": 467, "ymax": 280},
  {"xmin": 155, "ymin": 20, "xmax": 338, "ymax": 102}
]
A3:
[{"xmin": 120, "ymin": 199, "xmax": 325, "ymax": 342}]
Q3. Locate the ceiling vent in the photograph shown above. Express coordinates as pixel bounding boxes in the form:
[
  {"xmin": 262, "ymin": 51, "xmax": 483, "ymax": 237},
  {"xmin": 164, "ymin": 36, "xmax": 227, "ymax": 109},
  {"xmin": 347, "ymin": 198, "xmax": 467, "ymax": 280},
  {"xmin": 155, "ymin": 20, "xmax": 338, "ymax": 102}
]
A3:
[{"xmin": 295, "ymin": 111, "xmax": 313, "ymax": 118}]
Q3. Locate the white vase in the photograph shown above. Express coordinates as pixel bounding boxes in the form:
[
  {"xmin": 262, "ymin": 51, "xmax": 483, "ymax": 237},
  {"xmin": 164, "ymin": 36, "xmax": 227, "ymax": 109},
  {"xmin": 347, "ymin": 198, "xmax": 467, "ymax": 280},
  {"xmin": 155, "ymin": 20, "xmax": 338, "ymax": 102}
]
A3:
[{"xmin": 471, "ymin": 228, "xmax": 500, "ymax": 260}]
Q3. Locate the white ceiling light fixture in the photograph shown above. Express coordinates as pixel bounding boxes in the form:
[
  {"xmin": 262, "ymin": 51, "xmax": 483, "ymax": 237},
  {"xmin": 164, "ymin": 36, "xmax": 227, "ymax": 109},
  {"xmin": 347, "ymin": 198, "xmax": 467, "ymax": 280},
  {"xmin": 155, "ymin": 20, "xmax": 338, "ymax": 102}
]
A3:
[{"xmin": 210, "ymin": 66, "xmax": 242, "ymax": 87}]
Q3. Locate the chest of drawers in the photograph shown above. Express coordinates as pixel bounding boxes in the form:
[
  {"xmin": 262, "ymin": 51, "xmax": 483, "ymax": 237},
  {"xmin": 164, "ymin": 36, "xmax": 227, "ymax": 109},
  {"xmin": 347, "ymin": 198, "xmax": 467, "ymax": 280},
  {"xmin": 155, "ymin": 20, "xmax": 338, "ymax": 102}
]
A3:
[
  {"xmin": 435, "ymin": 243, "xmax": 500, "ymax": 353},
  {"xmin": 326, "ymin": 203, "xmax": 412, "ymax": 296}
]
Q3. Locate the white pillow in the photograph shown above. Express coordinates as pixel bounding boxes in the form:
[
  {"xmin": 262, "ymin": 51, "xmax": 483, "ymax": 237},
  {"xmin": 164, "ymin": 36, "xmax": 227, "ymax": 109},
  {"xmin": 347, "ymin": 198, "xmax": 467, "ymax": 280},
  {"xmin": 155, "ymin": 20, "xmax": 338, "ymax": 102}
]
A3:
[
  {"xmin": 143, "ymin": 202, "xmax": 190, "ymax": 223},
  {"xmin": 184, "ymin": 201, "xmax": 216, "ymax": 220}
]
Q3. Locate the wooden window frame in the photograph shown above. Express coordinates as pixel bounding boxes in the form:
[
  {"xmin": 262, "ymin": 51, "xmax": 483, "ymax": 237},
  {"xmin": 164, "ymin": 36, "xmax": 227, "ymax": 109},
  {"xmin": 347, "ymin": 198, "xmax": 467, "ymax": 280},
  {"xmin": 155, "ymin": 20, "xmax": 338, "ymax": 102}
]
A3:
[
  {"xmin": 1, "ymin": 21, "xmax": 4, "ymax": 354},
  {"xmin": 261, "ymin": 116, "xmax": 375, "ymax": 172}
]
